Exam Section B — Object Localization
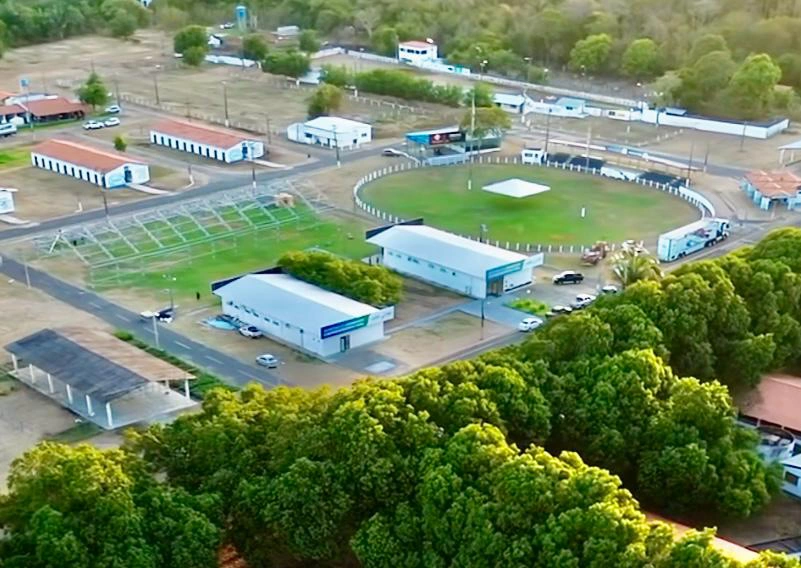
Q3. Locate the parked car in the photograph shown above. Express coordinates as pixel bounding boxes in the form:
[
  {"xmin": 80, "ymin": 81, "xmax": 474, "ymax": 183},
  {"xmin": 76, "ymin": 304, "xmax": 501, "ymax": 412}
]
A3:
[
  {"xmin": 104, "ymin": 117, "xmax": 120, "ymax": 127},
  {"xmin": 105, "ymin": 104, "xmax": 121, "ymax": 114},
  {"xmin": 518, "ymin": 316, "xmax": 544, "ymax": 332},
  {"xmin": 239, "ymin": 325, "xmax": 263, "ymax": 338},
  {"xmin": 571, "ymin": 293, "xmax": 596, "ymax": 310},
  {"xmin": 83, "ymin": 120, "xmax": 104, "ymax": 130},
  {"xmin": 0, "ymin": 123, "xmax": 17, "ymax": 138},
  {"xmin": 220, "ymin": 22, "xmax": 236, "ymax": 29},
  {"xmin": 382, "ymin": 148, "xmax": 402, "ymax": 157},
  {"xmin": 601, "ymin": 284, "xmax": 619, "ymax": 295},
  {"xmin": 140, "ymin": 307, "xmax": 175, "ymax": 323},
  {"xmin": 552, "ymin": 271, "xmax": 585, "ymax": 285},
  {"xmin": 546, "ymin": 305, "xmax": 573, "ymax": 318},
  {"xmin": 256, "ymin": 354, "xmax": 279, "ymax": 368}
]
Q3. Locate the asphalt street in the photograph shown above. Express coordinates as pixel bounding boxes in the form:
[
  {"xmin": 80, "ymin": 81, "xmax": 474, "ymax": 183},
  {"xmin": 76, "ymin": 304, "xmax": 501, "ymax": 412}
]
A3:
[{"xmin": 0, "ymin": 256, "xmax": 281, "ymax": 389}]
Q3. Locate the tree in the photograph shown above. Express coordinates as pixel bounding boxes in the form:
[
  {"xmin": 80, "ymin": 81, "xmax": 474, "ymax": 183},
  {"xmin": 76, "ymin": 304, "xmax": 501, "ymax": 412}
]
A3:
[
  {"xmin": 725, "ymin": 53, "xmax": 782, "ymax": 119},
  {"xmin": 371, "ymin": 26, "xmax": 399, "ymax": 57},
  {"xmin": 0, "ymin": 443, "xmax": 221, "ymax": 568},
  {"xmin": 688, "ymin": 34, "xmax": 729, "ymax": 64},
  {"xmin": 320, "ymin": 65, "xmax": 351, "ymax": 87},
  {"xmin": 262, "ymin": 50, "xmax": 310, "ymax": 79},
  {"xmin": 568, "ymin": 33, "xmax": 613, "ymax": 73},
  {"xmin": 463, "ymin": 82, "xmax": 494, "ymax": 107},
  {"xmin": 182, "ymin": 45, "xmax": 206, "ymax": 67},
  {"xmin": 242, "ymin": 34, "xmax": 268, "ymax": 61},
  {"xmin": 77, "ymin": 72, "xmax": 109, "ymax": 110},
  {"xmin": 611, "ymin": 247, "xmax": 663, "ymax": 288},
  {"xmin": 298, "ymin": 29, "xmax": 320, "ymax": 53},
  {"xmin": 307, "ymin": 84, "xmax": 343, "ymax": 118},
  {"xmin": 460, "ymin": 106, "xmax": 511, "ymax": 136},
  {"xmin": 109, "ymin": 10, "xmax": 137, "ymax": 39},
  {"xmin": 675, "ymin": 50, "xmax": 738, "ymax": 110},
  {"xmin": 173, "ymin": 24, "xmax": 207, "ymax": 55},
  {"xmin": 622, "ymin": 38, "xmax": 662, "ymax": 79},
  {"xmin": 113, "ymin": 135, "xmax": 127, "ymax": 151}
]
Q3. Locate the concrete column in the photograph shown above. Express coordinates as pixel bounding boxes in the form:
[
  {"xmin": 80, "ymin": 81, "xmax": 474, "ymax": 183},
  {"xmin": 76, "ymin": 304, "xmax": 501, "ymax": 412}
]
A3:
[
  {"xmin": 46, "ymin": 373, "xmax": 54, "ymax": 394},
  {"xmin": 85, "ymin": 395, "xmax": 94, "ymax": 416},
  {"xmin": 105, "ymin": 402, "xmax": 113, "ymax": 428},
  {"xmin": 28, "ymin": 364, "xmax": 35, "ymax": 384},
  {"xmin": 11, "ymin": 354, "xmax": 17, "ymax": 371},
  {"xmin": 184, "ymin": 379, "xmax": 190, "ymax": 398},
  {"xmin": 66, "ymin": 384, "xmax": 73, "ymax": 404}
]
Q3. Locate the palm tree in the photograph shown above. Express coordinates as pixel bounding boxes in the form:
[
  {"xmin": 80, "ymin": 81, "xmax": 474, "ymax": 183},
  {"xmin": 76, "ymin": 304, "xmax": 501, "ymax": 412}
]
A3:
[{"xmin": 610, "ymin": 246, "xmax": 662, "ymax": 288}]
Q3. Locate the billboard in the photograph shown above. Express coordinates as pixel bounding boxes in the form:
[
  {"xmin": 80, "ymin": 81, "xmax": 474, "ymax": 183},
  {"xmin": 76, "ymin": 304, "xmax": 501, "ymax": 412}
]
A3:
[
  {"xmin": 320, "ymin": 315, "xmax": 369, "ymax": 339},
  {"xmin": 0, "ymin": 190, "xmax": 15, "ymax": 215},
  {"xmin": 428, "ymin": 130, "xmax": 464, "ymax": 145}
]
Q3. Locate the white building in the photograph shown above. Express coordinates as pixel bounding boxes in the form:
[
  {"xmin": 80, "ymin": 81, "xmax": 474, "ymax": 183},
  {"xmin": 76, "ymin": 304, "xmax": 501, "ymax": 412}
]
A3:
[
  {"xmin": 150, "ymin": 119, "xmax": 265, "ymax": 163},
  {"xmin": 397, "ymin": 40, "xmax": 437, "ymax": 65},
  {"xmin": 367, "ymin": 224, "xmax": 544, "ymax": 299},
  {"xmin": 213, "ymin": 273, "xmax": 394, "ymax": 358},
  {"xmin": 527, "ymin": 96, "xmax": 588, "ymax": 119},
  {"xmin": 0, "ymin": 187, "xmax": 16, "ymax": 214},
  {"xmin": 493, "ymin": 93, "xmax": 534, "ymax": 114},
  {"xmin": 31, "ymin": 139, "xmax": 150, "ymax": 189},
  {"xmin": 286, "ymin": 116, "xmax": 372, "ymax": 149},
  {"xmin": 782, "ymin": 454, "xmax": 801, "ymax": 499}
]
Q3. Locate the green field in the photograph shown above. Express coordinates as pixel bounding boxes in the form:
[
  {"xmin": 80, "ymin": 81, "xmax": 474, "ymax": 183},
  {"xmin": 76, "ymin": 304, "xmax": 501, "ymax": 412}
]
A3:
[
  {"xmin": 362, "ymin": 165, "xmax": 699, "ymax": 245},
  {"xmin": 92, "ymin": 212, "xmax": 373, "ymax": 301},
  {"xmin": 0, "ymin": 146, "xmax": 32, "ymax": 170}
]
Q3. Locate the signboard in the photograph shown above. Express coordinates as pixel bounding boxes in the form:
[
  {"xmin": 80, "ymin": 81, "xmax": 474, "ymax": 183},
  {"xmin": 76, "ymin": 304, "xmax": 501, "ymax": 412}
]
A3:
[
  {"xmin": 19, "ymin": 78, "xmax": 29, "ymax": 89},
  {"xmin": 486, "ymin": 260, "xmax": 523, "ymax": 282},
  {"xmin": 320, "ymin": 315, "xmax": 369, "ymax": 339},
  {"xmin": 0, "ymin": 190, "xmax": 15, "ymax": 214},
  {"xmin": 428, "ymin": 130, "xmax": 464, "ymax": 145}
]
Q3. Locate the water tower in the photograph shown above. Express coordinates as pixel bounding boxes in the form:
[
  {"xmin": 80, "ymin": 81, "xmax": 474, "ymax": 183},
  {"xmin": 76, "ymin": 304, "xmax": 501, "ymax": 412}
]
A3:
[{"xmin": 235, "ymin": 5, "xmax": 248, "ymax": 30}]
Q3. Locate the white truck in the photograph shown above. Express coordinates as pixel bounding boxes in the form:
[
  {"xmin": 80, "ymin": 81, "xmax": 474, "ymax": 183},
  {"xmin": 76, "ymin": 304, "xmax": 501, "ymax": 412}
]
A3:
[{"xmin": 657, "ymin": 218, "xmax": 730, "ymax": 262}]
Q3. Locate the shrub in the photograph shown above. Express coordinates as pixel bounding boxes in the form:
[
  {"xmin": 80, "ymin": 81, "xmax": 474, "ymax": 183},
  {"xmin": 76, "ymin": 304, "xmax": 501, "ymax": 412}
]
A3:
[{"xmin": 507, "ymin": 298, "xmax": 549, "ymax": 315}]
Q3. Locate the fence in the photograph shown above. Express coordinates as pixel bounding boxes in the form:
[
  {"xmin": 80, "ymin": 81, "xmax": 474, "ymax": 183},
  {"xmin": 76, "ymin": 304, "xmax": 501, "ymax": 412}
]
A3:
[{"xmin": 352, "ymin": 155, "xmax": 716, "ymax": 254}]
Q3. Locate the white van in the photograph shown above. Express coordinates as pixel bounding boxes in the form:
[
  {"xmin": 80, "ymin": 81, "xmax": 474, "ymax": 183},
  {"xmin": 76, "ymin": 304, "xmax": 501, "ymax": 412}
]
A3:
[{"xmin": 0, "ymin": 123, "xmax": 17, "ymax": 138}]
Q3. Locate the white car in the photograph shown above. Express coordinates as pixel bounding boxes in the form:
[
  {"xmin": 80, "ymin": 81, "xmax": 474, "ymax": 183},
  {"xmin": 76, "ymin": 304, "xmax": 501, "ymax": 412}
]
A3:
[
  {"xmin": 518, "ymin": 316, "xmax": 543, "ymax": 332},
  {"xmin": 256, "ymin": 354, "xmax": 279, "ymax": 368},
  {"xmin": 601, "ymin": 285, "xmax": 619, "ymax": 295},
  {"xmin": 104, "ymin": 117, "xmax": 120, "ymax": 127},
  {"xmin": 105, "ymin": 104, "xmax": 121, "ymax": 114},
  {"xmin": 239, "ymin": 325, "xmax": 263, "ymax": 338},
  {"xmin": 83, "ymin": 120, "xmax": 103, "ymax": 130},
  {"xmin": 571, "ymin": 293, "xmax": 597, "ymax": 309}
]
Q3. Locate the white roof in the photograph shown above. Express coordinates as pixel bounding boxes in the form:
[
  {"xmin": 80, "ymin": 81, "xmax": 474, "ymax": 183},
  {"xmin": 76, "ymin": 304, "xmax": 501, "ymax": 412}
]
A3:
[
  {"xmin": 304, "ymin": 116, "xmax": 370, "ymax": 133},
  {"xmin": 493, "ymin": 93, "xmax": 527, "ymax": 107},
  {"xmin": 367, "ymin": 225, "xmax": 529, "ymax": 278},
  {"xmin": 779, "ymin": 139, "xmax": 801, "ymax": 150},
  {"xmin": 784, "ymin": 454, "xmax": 801, "ymax": 469},
  {"xmin": 483, "ymin": 178, "xmax": 550, "ymax": 198},
  {"xmin": 214, "ymin": 273, "xmax": 378, "ymax": 330}
]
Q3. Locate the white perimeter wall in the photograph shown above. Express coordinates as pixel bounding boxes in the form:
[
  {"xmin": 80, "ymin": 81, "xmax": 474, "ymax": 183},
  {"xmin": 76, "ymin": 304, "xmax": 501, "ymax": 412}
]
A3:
[
  {"xmin": 150, "ymin": 131, "xmax": 265, "ymax": 163},
  {"xmin": 31, "ymin": 152, "xmax": 150, "ymax": 188},
  {"xmin": 639, "ymin": 109, "xmax": 788, "ymax": 139}
]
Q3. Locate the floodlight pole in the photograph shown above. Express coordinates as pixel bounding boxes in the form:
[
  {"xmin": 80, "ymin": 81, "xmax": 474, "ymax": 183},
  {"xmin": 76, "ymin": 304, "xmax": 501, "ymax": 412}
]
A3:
[
  {"xmin": 114, "ymin": 76, "xmax": 121, "ymax": 108},
  {"xmin": 687, "ymin": 140, "xmax": 695, "ymax": 184},
  {"xmin": 544, "ymin": 109, "xmax": 552, "ymax": 157},
  {"xmin": 332, "ymin": 124, "xmax": 341, "ymax": 167},
  {"xmin": 153, "ymin": 73, "xmax": 160, "ymax": 106},
  {"xmin": 222, "ymin": 81, "xmax": 229, "ymax": 127},
  {"xmin": 585, "ymin": 125, "xmax": 592, "ymax": 170},
  {"xmin": 468, "ymin": 86, "xmax": 475, "ymax": 191}
]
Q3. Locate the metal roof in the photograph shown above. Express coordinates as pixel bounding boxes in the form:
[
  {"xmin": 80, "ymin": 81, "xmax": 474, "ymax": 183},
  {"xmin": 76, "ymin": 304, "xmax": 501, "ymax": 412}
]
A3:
[
  {"xmin": 367, "ymin": 225, "xmax": 529, "ymax": 278},
  {"xmin": 33, "ymin": 139, "xmax": 145, "ymax": 173},
  {"xmin": 738, "ymin": 373, "xmax": 801, "ymax": 432},
  {"xmin": 303, "ymin": 116, "xmax": 370, "ymax": 133},
  {"xmin": 6, "ymin": 328, "xmax": 192, "ymax": 403},
  {"xmin": 213, "ymin": 273, "xmax": 378, "ymax": 331},
  {"xmin": 151, "ymin": 119, "xmax": 259, "ymax": 149},
  {"xmin": 493, "ymin": 93, "xmax": 527, "ymax": 107}
]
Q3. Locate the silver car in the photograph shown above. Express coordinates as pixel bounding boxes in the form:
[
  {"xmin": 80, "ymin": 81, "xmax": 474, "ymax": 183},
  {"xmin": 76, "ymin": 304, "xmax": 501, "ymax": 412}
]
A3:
[{"xmin": 256, "ymin": 354, "xmax": 279, "ymax": 368}]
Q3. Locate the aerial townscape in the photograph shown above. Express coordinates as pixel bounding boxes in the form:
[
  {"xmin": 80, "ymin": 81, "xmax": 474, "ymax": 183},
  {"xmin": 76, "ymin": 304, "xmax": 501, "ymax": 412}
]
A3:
[{"xmin": 3, "ymin": 0, "xmax": 801, "ymax": 566}]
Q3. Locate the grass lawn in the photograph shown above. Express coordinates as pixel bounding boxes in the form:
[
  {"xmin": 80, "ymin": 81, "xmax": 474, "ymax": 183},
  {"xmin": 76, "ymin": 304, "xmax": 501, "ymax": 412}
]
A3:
[
  {"xmin": 0, "ymin": 146, "xmax": 32, "ymax": 170},
  {"xmin": 507, "ymin": 298, "xmax": 549, "ymax": 315},
  {"xmin": 362, "ymin": 165, "xmax": 699, "ymax": 245},
  {"xmin": 94, "ymin": 213, "xmax": 373, "ymax": 301}
]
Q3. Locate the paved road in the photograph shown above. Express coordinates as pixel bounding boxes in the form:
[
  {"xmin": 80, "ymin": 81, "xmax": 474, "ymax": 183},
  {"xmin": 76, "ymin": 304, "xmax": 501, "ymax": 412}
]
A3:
[{"xmin": 0, "ymin": 256, "xmax": 281, "ymax": 389}]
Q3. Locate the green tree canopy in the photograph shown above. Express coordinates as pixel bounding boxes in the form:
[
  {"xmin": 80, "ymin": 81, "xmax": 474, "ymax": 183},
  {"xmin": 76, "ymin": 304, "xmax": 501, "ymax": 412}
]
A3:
[
  {"xmin": 77, "ymin": 72, "xmax": 109, "ymax": 109},
  {"xmin": 725, "ymin": 53, "xmax": 783, "ymax": 118},
  {"xmin": 173, "ymin": 24, "xmax": 207, "ymax": 55},
  {"xmin": 568, "ymin": 33, "xmax": 613, "ymax": 73},
  {"xmin": 262, "ymin": 49, "xmax": 310, "ymax": 78},
  {"xmin": 622, "ymin": 38, "xmax": 663, "ymax": 79},
  {"xmin": 307, "ymin": 83, "xmax": 343, "ymax": 118},
  {"xmin": 298, "ymin": 29, "xmax": 320, "ymax": 53},
  {"xmin": 241, "ymin": 34, "xmax": 268, "ymax": 61}
]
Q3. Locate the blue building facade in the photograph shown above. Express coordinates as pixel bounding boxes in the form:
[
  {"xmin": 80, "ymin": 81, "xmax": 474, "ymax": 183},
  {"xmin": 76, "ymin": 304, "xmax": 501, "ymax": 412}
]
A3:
[{"xmin": 741, "ymin": 171, "xmax": 801, "ymax": 211}]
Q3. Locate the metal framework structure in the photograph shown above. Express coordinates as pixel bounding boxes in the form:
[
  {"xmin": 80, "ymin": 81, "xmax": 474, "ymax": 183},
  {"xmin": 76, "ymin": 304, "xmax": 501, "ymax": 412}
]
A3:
[{"xmin": 25, "ymin": 179, "xmax": 331, "ymax": 287}]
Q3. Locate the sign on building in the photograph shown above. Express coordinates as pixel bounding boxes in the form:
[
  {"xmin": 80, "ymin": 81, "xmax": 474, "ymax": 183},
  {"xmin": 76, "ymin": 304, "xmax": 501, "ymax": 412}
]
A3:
[{"xmin": 0, "ymin": 188, "xmax": 17, "ymax": 214}]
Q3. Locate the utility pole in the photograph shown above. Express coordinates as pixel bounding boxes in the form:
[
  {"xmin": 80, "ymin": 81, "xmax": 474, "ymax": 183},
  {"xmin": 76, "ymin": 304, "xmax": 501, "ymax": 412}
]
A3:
[
  {"xmin": 544, "ymin": 109, "xmax": 552, "ymax": 158},
  {"xmin": 222, "ymin": 81, "xmax": 229, "ymax": 127},
  {"xmin": 468, "ymin": 83, "xmax": 476, "ymax": 191},
  {"xmin": 332, "ymin": 124, "xmax": 340, "ymax": 167},
  {"xmin": 687, "ymin": 140, "xmax": 695, "ymax": 184},
  {"xmin": 153, "ymin": 73, "xmax": 160, "ymax": 106},
  {"xmin": 584, "ymin": 125, "xmax": 592, "ymax": 170},
  {"xmin": 740, "ymin": 121, "xmax": 747, "ymax": 151},
  {"xmin": 151, "ymin": 315, "xmax": 160, "ymax": 349},
  {"xmin": 265, "ymin": 114, "xmax": 272, "ymax": 144},
  {"xmin": 703, "ymin": 143, "xmax": 710, "ymax": 173},
  {"xmin": 113, "ymin": 76, "xmax": 121, "ymax": 108},
  {"xmin": 101, "ymin": 188, "xmax": 109, "ymax": 218}
]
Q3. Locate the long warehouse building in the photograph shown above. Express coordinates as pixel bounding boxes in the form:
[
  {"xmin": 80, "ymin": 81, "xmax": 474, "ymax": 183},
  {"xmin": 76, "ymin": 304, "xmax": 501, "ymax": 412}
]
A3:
[
  {"xmin": 366, "ymin": 222, "xmax": 543, "ymax": 299},
  {"xmin": 31, "ymin": 138, "xmax": 150, "ymax": 188},
  {"xmin": 150, "ymin": 119, "xmax": 265, "ymax": 163},
  {"xmin": 212, "ymin": 272, "xmax": 394, "ymax": 358}
]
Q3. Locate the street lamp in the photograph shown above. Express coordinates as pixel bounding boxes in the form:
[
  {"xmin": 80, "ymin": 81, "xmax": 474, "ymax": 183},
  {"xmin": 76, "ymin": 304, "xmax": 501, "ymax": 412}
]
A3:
[
  {"xmin": 163, "ymin": 274, "xmax": 176, "ymax": 311},
  {"xmin": 222, "ymin": 81, "xmax": 229, "ymax": 127}
]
